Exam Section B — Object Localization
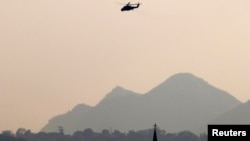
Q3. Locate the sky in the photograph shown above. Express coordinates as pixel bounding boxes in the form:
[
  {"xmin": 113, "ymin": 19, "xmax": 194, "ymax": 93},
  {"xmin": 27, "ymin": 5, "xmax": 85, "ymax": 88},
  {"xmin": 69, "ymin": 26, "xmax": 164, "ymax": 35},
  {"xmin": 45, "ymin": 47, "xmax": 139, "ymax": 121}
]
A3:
[{"xmin": 1, "ymin": 0, "xmax": 250, "ymax": 133}]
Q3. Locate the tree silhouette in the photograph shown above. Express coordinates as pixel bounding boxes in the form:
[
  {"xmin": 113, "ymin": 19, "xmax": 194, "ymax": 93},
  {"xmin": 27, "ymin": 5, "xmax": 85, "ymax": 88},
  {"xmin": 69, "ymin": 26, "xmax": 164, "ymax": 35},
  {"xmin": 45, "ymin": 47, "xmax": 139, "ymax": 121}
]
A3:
[{"xmin": 0, "ymin": 127, "xmax": 207, "ymax": 141}]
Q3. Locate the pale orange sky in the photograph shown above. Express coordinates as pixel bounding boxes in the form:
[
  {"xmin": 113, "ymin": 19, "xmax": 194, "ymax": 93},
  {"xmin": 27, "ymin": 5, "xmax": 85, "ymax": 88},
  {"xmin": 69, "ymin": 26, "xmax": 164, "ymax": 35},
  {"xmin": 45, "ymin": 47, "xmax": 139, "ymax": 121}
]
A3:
[{"xmin": 1, "ymin": 0, "xmax": 250, "ymax": 133}]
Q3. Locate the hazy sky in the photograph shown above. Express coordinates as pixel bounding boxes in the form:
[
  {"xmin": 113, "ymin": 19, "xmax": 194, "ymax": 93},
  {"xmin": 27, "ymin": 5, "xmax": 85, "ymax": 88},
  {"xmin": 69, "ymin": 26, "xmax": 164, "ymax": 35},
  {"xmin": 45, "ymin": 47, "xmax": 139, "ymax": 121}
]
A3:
[{"xmin": 1, "ymin": 0, "xmax": 250, "ymax": 133}]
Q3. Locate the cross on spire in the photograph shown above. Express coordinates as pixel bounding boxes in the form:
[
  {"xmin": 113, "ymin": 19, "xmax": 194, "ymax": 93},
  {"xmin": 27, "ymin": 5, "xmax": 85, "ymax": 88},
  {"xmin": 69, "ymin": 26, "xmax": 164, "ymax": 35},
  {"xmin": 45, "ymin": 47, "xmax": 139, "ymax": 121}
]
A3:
[{"xmin": 154, "ymin": 123, "xmax": 157, "ymax": 129}]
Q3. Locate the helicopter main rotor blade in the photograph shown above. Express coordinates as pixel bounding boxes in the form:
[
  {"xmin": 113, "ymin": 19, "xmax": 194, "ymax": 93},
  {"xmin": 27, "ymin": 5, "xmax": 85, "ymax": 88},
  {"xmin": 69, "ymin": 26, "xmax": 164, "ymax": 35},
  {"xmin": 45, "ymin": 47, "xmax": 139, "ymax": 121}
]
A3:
[{"xmin": 129, "ymin": 2, "xmax": 142, "ymax": 5}]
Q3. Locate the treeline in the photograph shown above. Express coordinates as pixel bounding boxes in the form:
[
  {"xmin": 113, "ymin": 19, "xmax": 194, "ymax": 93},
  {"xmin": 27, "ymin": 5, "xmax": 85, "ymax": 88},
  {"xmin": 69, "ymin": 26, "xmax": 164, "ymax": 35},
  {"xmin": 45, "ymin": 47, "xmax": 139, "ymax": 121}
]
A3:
[{"xmin": 0, "ymin": 128, "xmax": 207, "ymax": 141}]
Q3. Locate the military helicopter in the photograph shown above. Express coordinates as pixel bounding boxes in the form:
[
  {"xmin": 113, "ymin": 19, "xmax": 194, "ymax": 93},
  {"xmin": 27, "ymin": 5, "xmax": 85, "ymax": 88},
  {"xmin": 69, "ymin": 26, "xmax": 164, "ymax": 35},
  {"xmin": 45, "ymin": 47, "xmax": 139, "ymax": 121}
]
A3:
[{"xmin": 120, "ymin": 2, "xmax": 141, "ymax": 11}]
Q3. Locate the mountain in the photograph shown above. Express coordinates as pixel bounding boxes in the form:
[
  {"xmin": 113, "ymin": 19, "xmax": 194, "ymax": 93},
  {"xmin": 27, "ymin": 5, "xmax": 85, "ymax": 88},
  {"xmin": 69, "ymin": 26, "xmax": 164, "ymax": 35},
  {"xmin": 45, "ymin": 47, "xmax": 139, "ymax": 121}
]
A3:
[
  {"xmin": 210, "ymin": 100, "xmax": 250, "ymax": 124},
  {"xmin": 96, "ymin": 86, "xmax": 141, "ymax": 107},
  {"xmin": 40, "ymin": 73, "xmax": 241, "ymax": 134},
  {"xmin": 40, "ymin": 103, "xmax": 93, "ymax": 133},
  {"xmin": 196, "ymin": 100, "xmax": 250, "ymax": 133},
  {"xmin": 70, "ymin": 86, "xmax": 142, "ymax": 134},
  {"xmin": 140, "ymin": 73, "xmax": 241, "ymax": 133}
]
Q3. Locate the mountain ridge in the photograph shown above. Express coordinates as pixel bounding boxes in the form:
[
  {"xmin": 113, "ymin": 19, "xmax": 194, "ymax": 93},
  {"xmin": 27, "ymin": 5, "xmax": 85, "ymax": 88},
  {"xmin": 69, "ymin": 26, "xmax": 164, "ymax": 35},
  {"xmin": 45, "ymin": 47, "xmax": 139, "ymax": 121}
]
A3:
[
  {"xmin": 210, "ymin": 100, "xmax": 250, "ymax": 124},
  {"xmin": 41, "ymin": 103, "xmax": 92, "ymax": 133},
  {"xmin": 40, "ymin": 73, "xmax": 242, "ymax": 134},
  {"xmin": 97, "ymin": 86, "xmax": 141, "ymax": 107}
]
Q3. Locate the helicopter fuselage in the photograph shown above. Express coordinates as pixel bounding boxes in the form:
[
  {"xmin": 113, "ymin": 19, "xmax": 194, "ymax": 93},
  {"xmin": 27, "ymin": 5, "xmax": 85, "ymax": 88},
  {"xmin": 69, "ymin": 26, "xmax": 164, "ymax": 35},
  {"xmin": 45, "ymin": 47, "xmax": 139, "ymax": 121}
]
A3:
[{"xmin": 121, "ymin": 3, "xmax": 140, "ymax": 11}]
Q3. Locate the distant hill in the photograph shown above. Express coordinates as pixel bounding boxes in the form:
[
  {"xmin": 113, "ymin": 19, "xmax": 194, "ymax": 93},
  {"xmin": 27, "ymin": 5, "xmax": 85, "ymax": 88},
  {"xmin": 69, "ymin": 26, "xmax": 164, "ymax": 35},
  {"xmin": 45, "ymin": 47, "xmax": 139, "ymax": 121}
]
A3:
[
  {"xmin": 40, "ymin": 73, "xmax": 241, "ymax": 134},
  {"xmin": 196, "ymin": 100, "xmax": 250, "ymax": 133},
  {"xmin": 41, "ymin": 103, "xmax": 93, "ymax": 133},
  {"xmin": 210, "ymin": 100, "xmax": 250, "ymax": 124}
]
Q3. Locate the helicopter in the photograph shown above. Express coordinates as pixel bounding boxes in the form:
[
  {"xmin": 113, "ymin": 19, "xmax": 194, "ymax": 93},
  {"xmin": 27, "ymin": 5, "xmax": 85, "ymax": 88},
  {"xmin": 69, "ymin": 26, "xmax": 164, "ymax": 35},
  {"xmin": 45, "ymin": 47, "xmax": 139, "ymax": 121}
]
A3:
[{"xmin": 120, "ymin": 2, "xmax": 141, "ymax": 11}]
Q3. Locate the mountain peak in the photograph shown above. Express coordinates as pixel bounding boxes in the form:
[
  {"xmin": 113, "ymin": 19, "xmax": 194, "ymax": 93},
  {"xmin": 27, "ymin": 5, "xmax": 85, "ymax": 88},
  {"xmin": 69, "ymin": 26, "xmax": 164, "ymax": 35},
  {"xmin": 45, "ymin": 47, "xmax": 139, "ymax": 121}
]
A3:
[
  {"xmin": 146, "ymin": 73, "xmax": 209, "ymax": 95},
  {"xmin": 169, "ymin": 72, "xmax": 197, "ymax": 78},
  {"xmin": 71, "ymin": 103, "xmax": 92, "ymax": 113},
  {"xmin": 41, "ymin": 72, "xmax": 243, "ymax": 134},
  {"xmin": 167, "ymin": 72, "xmax": 206, "ymax": 84},
  {"xmin": 96, "ymin": 86, "xmax": 140, "ymax": 106},
  {"xmin": 111, "ymin": 85, "xmax": 127, "ymax": 92},
  {"xmin": 107, "ymin": 86, "xmax": 134, "ymax": 97}
]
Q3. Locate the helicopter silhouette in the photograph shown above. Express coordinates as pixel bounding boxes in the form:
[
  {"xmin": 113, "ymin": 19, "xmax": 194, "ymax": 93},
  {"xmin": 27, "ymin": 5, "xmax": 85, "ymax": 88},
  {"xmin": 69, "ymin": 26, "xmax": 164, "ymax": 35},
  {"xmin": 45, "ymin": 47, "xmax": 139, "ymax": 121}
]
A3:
[{"xmin": 120, "ymin": 2, "xmax": 141, "ymax": 11}]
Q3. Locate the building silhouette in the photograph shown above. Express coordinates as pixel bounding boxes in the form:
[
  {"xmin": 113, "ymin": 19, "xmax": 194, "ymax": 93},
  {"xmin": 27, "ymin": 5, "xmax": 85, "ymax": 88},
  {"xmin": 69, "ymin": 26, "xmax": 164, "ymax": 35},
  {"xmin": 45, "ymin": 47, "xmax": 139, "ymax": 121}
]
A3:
[{"xmin": 153, "ymin": 123, "xmax": 157, "ymax": 141}]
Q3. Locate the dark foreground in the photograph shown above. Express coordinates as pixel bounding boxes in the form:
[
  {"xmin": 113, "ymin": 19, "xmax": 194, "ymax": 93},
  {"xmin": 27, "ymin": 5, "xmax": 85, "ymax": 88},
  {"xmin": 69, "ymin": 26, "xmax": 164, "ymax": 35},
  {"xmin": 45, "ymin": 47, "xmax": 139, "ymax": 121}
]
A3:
[{"xmin": 0, "ymin": 128, "xmax": 207, "ymax": 141}]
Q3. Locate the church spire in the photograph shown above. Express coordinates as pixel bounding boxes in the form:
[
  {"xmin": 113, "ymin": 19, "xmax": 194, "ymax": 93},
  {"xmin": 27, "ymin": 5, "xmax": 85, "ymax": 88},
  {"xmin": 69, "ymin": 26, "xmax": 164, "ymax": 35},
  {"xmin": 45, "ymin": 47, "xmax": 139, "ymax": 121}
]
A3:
[{"xmin": 153, "ymin": 123, "xmax": 157, "ymax": 141}]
